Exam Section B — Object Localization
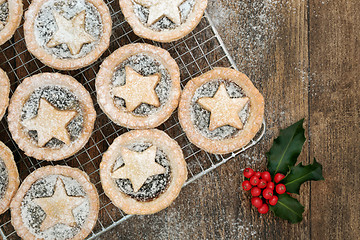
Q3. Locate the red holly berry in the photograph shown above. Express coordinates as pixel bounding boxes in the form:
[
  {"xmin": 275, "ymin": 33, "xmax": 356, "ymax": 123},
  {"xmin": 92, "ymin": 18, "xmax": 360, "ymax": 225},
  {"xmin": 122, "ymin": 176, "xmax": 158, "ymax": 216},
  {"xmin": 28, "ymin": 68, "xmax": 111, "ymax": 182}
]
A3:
[
  {"xmin": 267, "ymin": 182, "xmax": 275, "ymax": 190},
  {"xmin": 261, "ymin": 171, "xmax": 271, "ymax": 182},
  {"xmin": 258, "ymin": 179, "xmax": 267, "ymax": 189},
  {"xmin": 249, "ymin": 176, "xmax": 259, "ymax": 186},
  {"xmin": 274, "ymin": 173, "xmax": 285, "ymax": 183},
  {"xmin": 242, "ymin": 180, "xmax": 252, "ymax": 191},
  {"xmin": 263, "ymin": 188, "xmax": 274, "ymax": 199},
  {"xmin": 258, "ymin": 203, "xmax": 269, "ymax": 214},
  {"xmin": 254, "ymin": 171, "xmax": 262, "ymax": 178},
  {"xmin": 276, "ymin": 184, "xmax": 286, "ymax": 194},
  {"xmin": 269, "ymin": 196, "xmax": 278, "ymax": 206},
  {"xmin": 243, "ymin": 168, "xmax": 255, "ymax": 178},
  {"xmin": 251, "ymin": 197, "xmax": 263, "ymax": 208},
  {"xmin": 251, "ymin": 187, "xmax": 261, "ymax": 197}
]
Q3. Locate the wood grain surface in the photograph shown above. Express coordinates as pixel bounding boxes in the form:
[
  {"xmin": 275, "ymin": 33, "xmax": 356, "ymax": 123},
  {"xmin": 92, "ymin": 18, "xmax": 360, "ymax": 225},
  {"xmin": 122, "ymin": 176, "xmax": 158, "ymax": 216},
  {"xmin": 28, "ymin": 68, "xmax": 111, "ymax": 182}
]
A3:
[
  {"xmin": 98, "ymin": 0, "xmax": 359, "ymax": 239},
  {"xmin": 0, "ymin": 0, "xmax": 358, "ymax": 239}
]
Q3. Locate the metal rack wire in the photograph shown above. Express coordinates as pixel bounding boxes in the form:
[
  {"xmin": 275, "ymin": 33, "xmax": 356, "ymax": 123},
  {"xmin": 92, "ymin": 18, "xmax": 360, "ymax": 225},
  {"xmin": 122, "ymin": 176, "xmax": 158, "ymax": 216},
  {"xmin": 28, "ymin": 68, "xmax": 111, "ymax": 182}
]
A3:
[{"xmin": 0, "ymin": 0, "xmax": 266, "ymax": 239}]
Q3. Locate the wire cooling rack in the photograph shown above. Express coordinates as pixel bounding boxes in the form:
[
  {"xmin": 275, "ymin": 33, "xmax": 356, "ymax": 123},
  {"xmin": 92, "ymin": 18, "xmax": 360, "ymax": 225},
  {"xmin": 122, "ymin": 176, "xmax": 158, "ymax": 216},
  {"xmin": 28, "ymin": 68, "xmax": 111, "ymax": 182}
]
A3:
[{"xmin": 0, "ymin": 0, "xmax": 266, "ymax": 238}]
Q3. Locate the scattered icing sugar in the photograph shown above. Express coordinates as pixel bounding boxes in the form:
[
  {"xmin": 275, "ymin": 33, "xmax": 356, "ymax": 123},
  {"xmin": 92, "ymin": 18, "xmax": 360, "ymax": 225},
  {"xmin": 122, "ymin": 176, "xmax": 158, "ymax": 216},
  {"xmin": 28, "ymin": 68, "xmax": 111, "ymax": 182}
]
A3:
[
  {"xmin": 21, "ymin": 85, "xmax": 84, "ymax": 149},
  {"xmin": 0, "ymin": 1, "xmax": 9, "ymax": 30},
  {"xmin": 191, "ymin": 80, "xmax": 250, "ymax": 140},
  {"xmin": 132, "ymin": 0, "xmax": 195, "ymax": 31},
  {"xmin": 101, "ymin": 171, "xmax": 259, "ymax": 239},
  {"xmin": 239, "ymin": 152, "xmax": 266, "ymax": 169},
  {"xmin": 112, "ymin": 142, "xmax": 171, "ymax": 202},
  {"xmin": 20, "ymin": 174, "xmax": 89, "ymax": 240},
  {"xmin": 0, "ymin": 159, "xmax": 8, "ymax": 199},
  {"xmin": 111, "ymin": 54, "xmax": 172, "ymax": 116},
  {"xmin": 208, "ymin": 0, "xmax": 286, "ymax": 78},
  {"xmin": 34, "ymin": 0, "xmax": 103, "ymax": 59}
]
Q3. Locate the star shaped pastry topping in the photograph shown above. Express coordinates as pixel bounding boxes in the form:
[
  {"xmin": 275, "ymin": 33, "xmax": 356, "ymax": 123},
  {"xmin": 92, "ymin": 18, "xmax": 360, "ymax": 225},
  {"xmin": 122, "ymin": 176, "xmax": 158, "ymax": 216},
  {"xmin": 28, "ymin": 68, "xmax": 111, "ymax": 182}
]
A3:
[
  {"xmin": 111, "ymin": 146, "xmax": 166, "ymax": 192},
  {"xmin": 112, "ymin": 66, "xmax": 160, "ymax": 112},
  {"xmin": 197, "ymin": 83, "xmax": 249, "ymax": 131},
  {"xmin": 22, "ymin": 98, "xmax": 77, "ymax": 147},
  {"xmin": 47, "ymin": 10, "xmax": 95, "ymax": 55},
  {"xmin": 33, "ymin": 178, "xmax": 85, "ymax": 231},
  {"xmin": 134, "ymin": 0, "xmax": 185, "ymax": 26}
]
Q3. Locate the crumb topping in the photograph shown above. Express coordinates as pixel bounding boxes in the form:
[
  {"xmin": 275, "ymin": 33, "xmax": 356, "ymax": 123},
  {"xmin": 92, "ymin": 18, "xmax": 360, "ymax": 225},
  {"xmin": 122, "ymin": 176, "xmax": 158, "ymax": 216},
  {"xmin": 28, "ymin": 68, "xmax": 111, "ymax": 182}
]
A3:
[
  {"xmin": 0, "ymin": 158, "xmax": 8, "ymax": 199},
  {"xmin": 0, "ymin": 1, "xmax": 9, "ymax": 30}
]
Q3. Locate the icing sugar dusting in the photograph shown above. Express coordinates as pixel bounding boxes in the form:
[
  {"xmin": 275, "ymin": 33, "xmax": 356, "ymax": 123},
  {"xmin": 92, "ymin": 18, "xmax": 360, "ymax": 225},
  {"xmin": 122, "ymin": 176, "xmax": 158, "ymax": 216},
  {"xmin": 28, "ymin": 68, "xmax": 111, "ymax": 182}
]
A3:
[
  {"xmin": 111, "ymin": 54, "xmax": 171, "ymax": 116},
  {"xmin": 0, "ymin": 159, "xmax": 8, "ymax": 199},
  {"xmin": 208, "ymin": 0, "xmax": 286, "ymax": 78},
  {"xmin": 21, "ymin": 85, "xmax": 84, "ymax": 149},
  {"xmin": 133, "ymin": 0, "xmax": 195, "ymax": 31},
  {"xmin": 112, "ymin": 142, "xmax": 171, "ymax": 202},
  {"xmin": 191, "ymin": 80, "xmax": 250, "ymax": 140},
  {"xmin": 20, "ymin": 175, "xmax": 89, "ymax": 240},
  {"xmin": 97, "ymin": 171, "xmax": 259, "ymax": 239},
  {"xmin": 34, "ymin": 0, "xmax": 102, "ymax": 59}
]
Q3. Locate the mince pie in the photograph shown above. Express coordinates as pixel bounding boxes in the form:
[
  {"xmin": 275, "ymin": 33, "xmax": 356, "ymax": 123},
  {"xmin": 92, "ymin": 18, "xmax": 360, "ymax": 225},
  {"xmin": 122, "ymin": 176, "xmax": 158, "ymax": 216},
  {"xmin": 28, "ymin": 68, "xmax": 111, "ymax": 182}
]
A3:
[
  {"xmin": 119, "ymin": 0, "xmax": 207, "ymax": 42},
  {"xmin": 96, "ymin": 43, "xmax": 181, "ymax": 129},
  {"xmin": 178, "ymin": 67, "xmax": 264, "ymax": 154},
  {"xmin": 24, "ymin": 0, "xmax": 112, "ymax": 70},
  {"xmin": 0, "ymin": 141, "xmax": 19, "ymax": 214},
  {"xmin": 10, "ymin": 165, "xmax": 99, "ymax": 240},
  {"xmin": 0, "ymin": 0, "xmax": 22, "ymax": 45},
  {"xmin": 100, "ymin": 129, "xmax": 187, "ymax": 214},
  {"xmin": 8, "ymin": 73, "xmax": 96, "ymax": 161}
]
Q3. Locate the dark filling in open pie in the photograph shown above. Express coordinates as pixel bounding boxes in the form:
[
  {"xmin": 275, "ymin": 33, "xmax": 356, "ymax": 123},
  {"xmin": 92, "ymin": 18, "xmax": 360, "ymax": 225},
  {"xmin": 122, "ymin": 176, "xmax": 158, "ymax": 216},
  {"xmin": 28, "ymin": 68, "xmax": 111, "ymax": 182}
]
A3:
[
  {"xmin": 112, "ymin": 53, "xmax": 172, "ymax": 116},
  {"xmin": 0, "ymin": 1, "xmax": 9, "ymax": 29},
  {"xmin": 20, "ymin": 175, "xmax": 89, "ymax": 239},
  {"xmin": 113, "ymin": 143, "xmax": 171, "ymax": 202},
  {"xmin": 35, "ymin": 0, "xmax": 102, "ymax": 59},
  {"xmin": 21, "ymin": 85, "xmax": 84, "ymax": 149},
  {"xmin": 191, "ymin": 79, "xmax": 250, "ymax": 140},
  {"xmin": 0, "ymin": 159, "xmax": 8, "ymax": 199},
  {"xmin": 133, "ymin": 0, "xmax": 195, "ymax": 31}
]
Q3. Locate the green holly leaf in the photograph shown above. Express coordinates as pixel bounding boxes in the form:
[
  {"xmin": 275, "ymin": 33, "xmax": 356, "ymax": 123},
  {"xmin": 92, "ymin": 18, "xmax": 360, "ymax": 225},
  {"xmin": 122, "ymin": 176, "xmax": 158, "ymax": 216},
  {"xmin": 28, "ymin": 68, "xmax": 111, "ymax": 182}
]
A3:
[
  {"xmin": 270, "ymin": 194, "xmax": 305, "ymax": 223},
  {"xmin": 282, "ymin": 158, "xmax": 324, "ymax": 194},
  {"xmin": 267, "ymin": 119, "xmax": 306, "ymax": 176}
]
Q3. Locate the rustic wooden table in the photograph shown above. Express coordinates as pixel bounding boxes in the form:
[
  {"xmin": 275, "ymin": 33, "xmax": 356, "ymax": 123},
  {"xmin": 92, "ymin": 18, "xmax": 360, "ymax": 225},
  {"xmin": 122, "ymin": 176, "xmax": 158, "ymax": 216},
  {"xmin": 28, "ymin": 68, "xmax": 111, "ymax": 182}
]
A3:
[
  {"xmin": 0, "ymin": 0, "xmax": 358, "ymax": 239},
  {"xmin": 98, "ymin": 0, "xmax": 360, "ymax": 239}
]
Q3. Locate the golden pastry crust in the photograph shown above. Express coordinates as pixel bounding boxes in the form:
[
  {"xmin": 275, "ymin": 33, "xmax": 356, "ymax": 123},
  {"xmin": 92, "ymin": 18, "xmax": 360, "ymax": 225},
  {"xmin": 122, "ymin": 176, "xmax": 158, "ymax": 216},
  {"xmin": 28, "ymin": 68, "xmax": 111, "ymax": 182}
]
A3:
[
  {"xmin": 100, "ymin": 129, "xmax": 187, "ymax": 215},
  {"xmin": 7, "ymin": 73, "xmax": 96, "ymax": 161},
  {"xmin": 178, "ymin": 67, "xmax": 264, "ymax": 154},
  {"xmin": 10, "ymin": 165, "xmax": 99, "ymax": 240},
  {"xmin": 119, "ymin": 0, "xmax": 207, "ymax": 42},
  {"xmin": 96, "ymin": 43, "xmax": 181, "ymax": 129},
  {"xmin": 0, "ymin": 141, "xmax": 19, "ymax": 214},
  {"xmin": 0, "ymin": 0, "xmax": 23, "ymax": 45},
  {"xmin": 24, "ymin": 0, "xmax": 112, "ymax": 70},
  {"xmin": 0, "ymin": 68, "xmax": 10, "ymax": 120}
]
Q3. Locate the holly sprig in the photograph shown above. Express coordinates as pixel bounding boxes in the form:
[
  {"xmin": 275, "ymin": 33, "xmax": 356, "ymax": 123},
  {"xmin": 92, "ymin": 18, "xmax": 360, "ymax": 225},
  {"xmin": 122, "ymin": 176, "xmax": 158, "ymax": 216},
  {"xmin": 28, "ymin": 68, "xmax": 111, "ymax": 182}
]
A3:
[
  {"xmin": 242, "ymin": 119, "xmax": 324, "ymax": 223},
  {"xmin": 267, "ymin": 119, "xmax": 324, "ymax": 223}
]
